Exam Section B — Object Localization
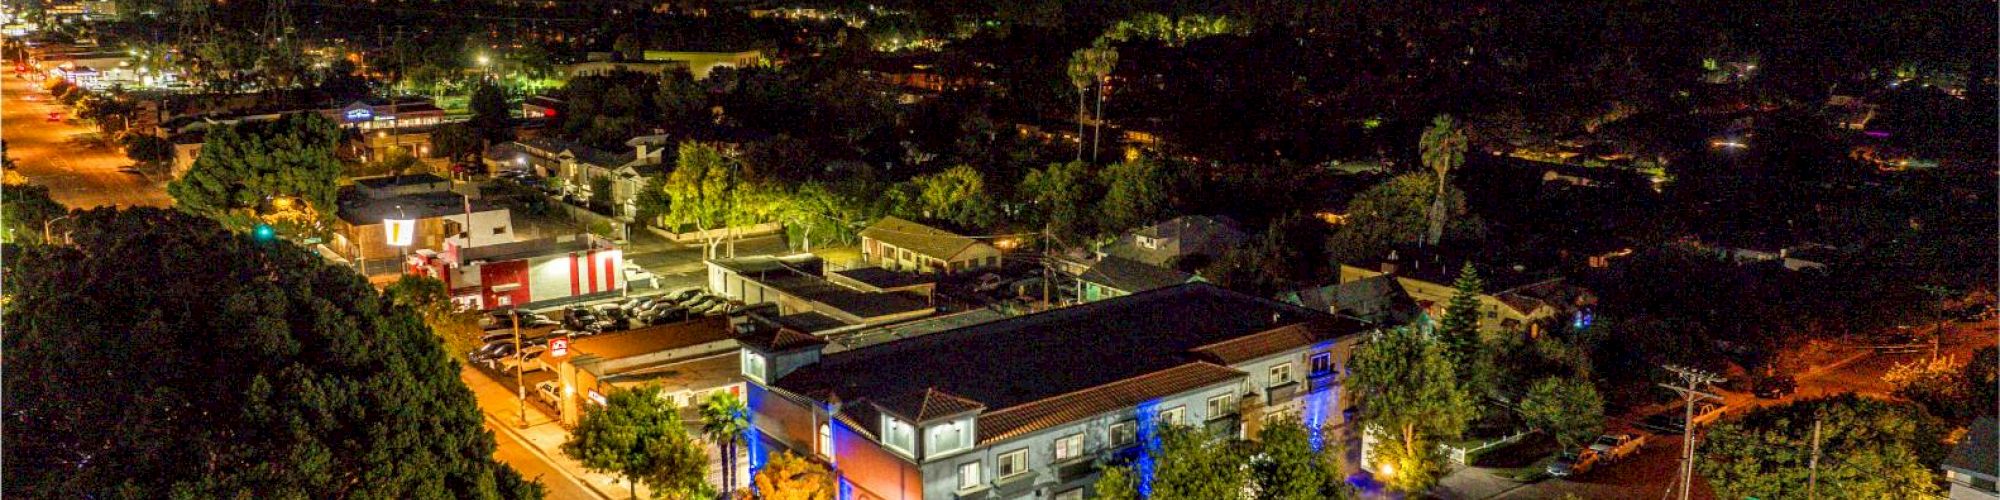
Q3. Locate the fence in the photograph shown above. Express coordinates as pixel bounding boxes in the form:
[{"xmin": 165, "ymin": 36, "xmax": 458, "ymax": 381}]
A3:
[
  {"xmin": 1445, "ymin": 429, "xmax": 1533, "ymax": 465},
  {"xmin": 641, "ymin": 221, "xmax": 784, "ymax": 244}
]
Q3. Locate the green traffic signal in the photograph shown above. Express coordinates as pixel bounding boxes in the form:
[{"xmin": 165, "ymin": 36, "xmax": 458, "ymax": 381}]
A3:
[{"xmin": 254, "ymin": 224, "xmax": 276, "ymax": 241}]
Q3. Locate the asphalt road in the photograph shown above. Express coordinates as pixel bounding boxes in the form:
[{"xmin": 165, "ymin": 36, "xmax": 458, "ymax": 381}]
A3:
[
  {"xmin": 490, "ymin": 421, "xmax": 605, "ymax": 500},
  {"xmin": 2, "ymin": 72, "xmax": 172, "ymax": 209}
]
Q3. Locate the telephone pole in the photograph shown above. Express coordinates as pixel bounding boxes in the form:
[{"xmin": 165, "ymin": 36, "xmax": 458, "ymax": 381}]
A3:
[
  {"xmin": 1807, "ymin": 415, "xmax": 1823, "ymax": 500},
  {"xmin": 1659, "ymin": 364, "xmax": 1724, "ymax": 500}
]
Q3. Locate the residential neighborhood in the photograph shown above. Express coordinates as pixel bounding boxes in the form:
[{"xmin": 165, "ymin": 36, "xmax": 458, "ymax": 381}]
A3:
[{"xmin": 3, "ymin": 1, "xmax": 1995, "ymax": 500}]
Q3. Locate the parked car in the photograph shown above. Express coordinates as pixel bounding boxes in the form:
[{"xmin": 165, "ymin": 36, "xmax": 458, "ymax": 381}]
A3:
[
  {"xmin": 1640, "ymin": 401, "xmax": 1728, "ymax": 434},
  {"xmin": 677, "ymin": 294, "xmax": 716, "ymax": 308},
  {"xmin": 1588, "ymin": 433, "xmax": 1646, "ymax": 462},
  {"xmin": 535, "ymin": 381, "xmax": 561, "ymax": 406},
  {"xmin": 1548, "ymin": 449, "xmax": 1600, "ymax": 478},
  {"xmin": 497, "ymin": 345, "xmax": 549, "ymax": 373},
  {"xmin": 665, "ymin": 288, "xmax": 703, "ymax": 303},
  {"xmin": 1753, "ymin": 375, "xmax": 1797, "ymax": 399},
  {"xmin": 468, "ymin": 342, "xmax": 516, "ymax": 364}
]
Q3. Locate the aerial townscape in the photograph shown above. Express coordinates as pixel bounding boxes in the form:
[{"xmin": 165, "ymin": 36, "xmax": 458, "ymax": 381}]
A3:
[{"xmin": 2, "ymin": 0, "xmax": 1996, "ymax": 499}]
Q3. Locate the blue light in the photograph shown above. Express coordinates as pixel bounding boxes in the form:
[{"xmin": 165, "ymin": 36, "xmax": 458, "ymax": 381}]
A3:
[
  {"xmin": 1135, "ymin": 399, "xmax": 1161, "ymax": 498},
  {"xmin": 1304, "ymin": 381, "xmax": 1334, "ymax": 452},
  {"xmin": 837, "ymin": 477, "xmax": 854, "ymax": 500},
  {"xmin": 253, "ymin": 224, "xmax": 276, "ymax": 242},
  {"xmin": 743, "ymin": 387, "xmax": 767, "ymax": 475}
]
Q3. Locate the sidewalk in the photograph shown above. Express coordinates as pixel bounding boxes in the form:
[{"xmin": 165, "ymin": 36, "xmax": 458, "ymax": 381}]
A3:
[{"xmin": 462, "ymin": 367, "xmax": 650, "ymax": 500}]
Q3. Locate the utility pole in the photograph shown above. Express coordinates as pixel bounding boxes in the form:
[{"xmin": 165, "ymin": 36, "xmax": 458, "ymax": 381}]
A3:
[
  {"xmin": 1659, "ymin": 364, "xmax": 1724, "ymax": 500},
  {"xmin": 513, "ymin": 308, "xmax": 528, "ymax": 428},
  {"xmin": 1807, "ymin": 415, "xmax": 1823, "ymax": 500},
  {"xmin": 1919, "ymin": 284, "xmax": 1957, "ymax": 360}
]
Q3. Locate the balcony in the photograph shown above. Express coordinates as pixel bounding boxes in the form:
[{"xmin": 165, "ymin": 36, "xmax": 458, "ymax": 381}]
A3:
[
  {"xmin": 1204, "ymin": 413, "xmax": 1241, "ymax": 438},
  {"xmin": 1267, "ymin": 381, "xmax": 1301, "ymax": 402},
  {"xmin": 1054, "ymin": 456, "xmax": 1098, "ymax": 481}
]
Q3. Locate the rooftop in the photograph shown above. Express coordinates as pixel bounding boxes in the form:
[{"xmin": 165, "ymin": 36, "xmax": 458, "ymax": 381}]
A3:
[
  {"xmin": 713, "ymin": 255, "xmax": 932, "ymax": 321},
  {"xmin": 1078, "ymin": 255, "xmax": 1196, "ymax": 293},
  {"xmin": 596, "ymin": 351, "xmax": 743, "ymax": 395},
  {"xmin": 335, "ymin": 190, "xmax": 503, "ymax": 226},
  {"xmin": 1280, "ymin": 275, "xmax": 1423, "ymax": 327},
  {"xmin": 547, "ymin": 317, "xmax": 734, "ymax": 363},
  {"xmin": 1945, "ymin": 416, "xmax": 1998, "ymax": 480},
  {"xmin": 1347, "ymin": 249, "xmax": 1559, "ymax": 293},
  {"xmin": 828, "ymin": 266, "xmax": 935, "ymax": 291},
  {"xmin": 775, "ymin": 283, "xmax": 1367, "ymax": 436},
  {"xmin": 352, "ymin": 173, "xmax": 451, "ymax": 192},
  {"xmin": 859, "ymin": 216, "xmax": 985, "ymax": 261},
  {"xmin": 457, "ymin": 237, "xmax": 599, "ymax": 263}
]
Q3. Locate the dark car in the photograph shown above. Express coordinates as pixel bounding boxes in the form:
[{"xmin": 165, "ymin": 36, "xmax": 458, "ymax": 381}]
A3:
[{"xmin": 1753, "ymin": 376, "xmax": 1797, "ymax": 399}]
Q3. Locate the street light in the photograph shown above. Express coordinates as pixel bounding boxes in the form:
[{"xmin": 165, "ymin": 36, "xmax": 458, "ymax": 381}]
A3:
[{"xmin": 42, "ymin": 214, "xmax": 71, "ymax": 244}]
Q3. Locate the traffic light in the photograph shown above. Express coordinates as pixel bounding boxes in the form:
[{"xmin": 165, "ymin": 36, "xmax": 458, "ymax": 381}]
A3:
[{"xmin": 253, "ymin": 224, "xmax": 276, "ymax": 242}]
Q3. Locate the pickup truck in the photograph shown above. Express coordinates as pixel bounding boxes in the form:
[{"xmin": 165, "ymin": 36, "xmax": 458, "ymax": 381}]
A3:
[
  {"xmin": 1588, "ymin": 433, "xmax": 1646, "ymax": 462},
  {"xmin": 1547, "ymin": 449, "xmax": 1600, "ymax": 478}
]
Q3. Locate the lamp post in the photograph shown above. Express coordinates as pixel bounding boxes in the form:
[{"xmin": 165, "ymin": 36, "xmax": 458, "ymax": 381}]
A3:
[{"xmin": 42, "ymin": 213, "xmax": 71, "ymax": 245}]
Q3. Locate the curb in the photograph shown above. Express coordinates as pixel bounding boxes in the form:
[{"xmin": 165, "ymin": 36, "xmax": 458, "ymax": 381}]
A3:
[{"xmin": 486, "ymin": 412, "xmax": 620, "ymax": 500}]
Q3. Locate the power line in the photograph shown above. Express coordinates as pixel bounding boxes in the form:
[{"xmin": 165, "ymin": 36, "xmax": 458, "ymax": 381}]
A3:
[{"xmin": 1658, "ymin": 364, "xmax": 1724, "ymax": 500}]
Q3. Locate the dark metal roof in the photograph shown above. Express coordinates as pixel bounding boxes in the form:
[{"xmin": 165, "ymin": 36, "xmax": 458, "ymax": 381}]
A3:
[
  {"xmin": 1946, "ymin": 416, "xmax": 1999, "ymax": 480},
  {"xmin": 1078, "ymin": 255, "xmax": 1196, "ymax": 293},
  {"xmin": 775, "ymin": 283, "xmax": 1367, "ymax": 441}
]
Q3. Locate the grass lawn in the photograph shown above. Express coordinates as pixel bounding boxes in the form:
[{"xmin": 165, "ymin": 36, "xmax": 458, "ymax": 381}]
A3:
[{"xmin": 1473, "ymin": 432, "xmax": 1561, "ymax": 483}]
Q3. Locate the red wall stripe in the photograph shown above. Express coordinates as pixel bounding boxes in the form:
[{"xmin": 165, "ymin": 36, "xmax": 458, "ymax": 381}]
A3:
[
  {"xmin": 601, "ymin": 253, "xmax": 617, "ymax": 291},
  {"xmin": 569, "ymin": 252, "xmax": 581, "ymax": 296},
  {"xmin": 586, "ymin": 250, "xmax": 600, "ymax": 293}
]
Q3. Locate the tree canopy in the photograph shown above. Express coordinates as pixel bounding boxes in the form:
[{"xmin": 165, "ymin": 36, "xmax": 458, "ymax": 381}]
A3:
[
  {"xmin": 0, "ymin": 182, "xmax": 66, "ymax": 245},
  {"xmin": 1700, "ymin": 395, "xmax": 1946, "ymax": 499},
  {"xmin": 1348, "ymin": 326, "xmax": 1475, "ymax": 493},
  {"xmin": 751, "ymin": 452, "xmax": 835, "ymax": 500},
  {"xmin": 1328, "ymin": 172, "xmax": 1476, "ymax": 262},
  {"xmin": 2, "ymin": 208, "xmax": 541, "ymax": 499},
  {"xmin": 1516, "ymin": 377, "xmax": 1604, "ymax": 450},
  {"xmin": 561, "ymin": 385, "xmax": 709, "ymax": 499},
  {"xmin": 166, "ymin": 112, "xmax": 343, "ymax": 238}
]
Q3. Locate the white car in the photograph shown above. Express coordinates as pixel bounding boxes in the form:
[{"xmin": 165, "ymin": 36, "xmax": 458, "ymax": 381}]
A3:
[
  {"xmin": 535, "ymin": 381, "xmax": 561, "ymax": 407},
  {"xmin": 1588, "ymin": 433, "xmax": 1646, "ymax": 462},
  {"xmin": 496, "ymin": 345, "xmax": 549, "ymax": 373}
]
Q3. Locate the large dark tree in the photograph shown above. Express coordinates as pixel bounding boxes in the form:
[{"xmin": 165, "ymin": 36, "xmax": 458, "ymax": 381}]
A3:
[
  {"xmin": 166, "ymin": 112, "xmax": 343, "ymax": 238},
  {"xmin": 2, "ymin": 208, "xmax": 542, "ymax": 499},
  {"xmin": 469, "ymin": 81, "xmax": 515, "ymax": 144}
]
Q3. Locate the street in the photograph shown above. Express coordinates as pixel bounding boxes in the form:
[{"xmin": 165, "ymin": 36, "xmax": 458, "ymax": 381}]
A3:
[{"xmin": 2, "ymin": 73, "xmax": 172, "ymax": 208}]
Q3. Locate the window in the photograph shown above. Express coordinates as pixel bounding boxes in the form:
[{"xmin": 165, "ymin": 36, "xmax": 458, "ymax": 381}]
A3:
[
  {"xmin": 958, "ymin": 461, "xmax": 983, "ymax": 491},
  {"xmin": 1055, "ymin": 488, "xmax": 1084, "ymax": 500},
  {"xmin": 997, "ymin": 449, "xmax": 1029, "ymax": 479},
  {"xmin": 1053, "ymin": 433, "xmax": 1084, "ymax": 462},
  {"xmin": 817, "ymin": 423, "xmax": 833, "ymax": 458},
  {"xmin": 741, "ymin": 351, "xmax": 768, "ymax": 382},
  {"xmin": 492, "ymin": 226, "xmax": 507, "ymax": 235},
  {"xmin": 1137, "ymin": 236, "xmax": 1159, "ymax": 249},
  {"xmin": 1109, "ymin": 421, "xmax": 1136, "ymax": 447},
  {"xmin": 882, "ymin": 416, "xmax": 915, "ymax": 454},
  {"xmin": 927, "ymin": 420, "xmax": 971, "ymax": 456},
  {"xmin": 1206, "ymin": 394, "xmax": 1235, "ymax": 419},
  {"xmin": 1311, "ymin": 352, "xmax": 1333, "ymax": 375},
  {"xmin": 1158, "ymin": 406, "xmax": 1185, "ymax": 427},
  {"xmin": 1270, "ymin": 363, "xmax": 1295, "ymax": 386}
]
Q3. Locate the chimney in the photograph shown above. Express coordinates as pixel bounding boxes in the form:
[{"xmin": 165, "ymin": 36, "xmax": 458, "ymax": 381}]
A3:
[{"xmin": 1380, "ymin": 250, "xmax": 1401, "ymax": 275}]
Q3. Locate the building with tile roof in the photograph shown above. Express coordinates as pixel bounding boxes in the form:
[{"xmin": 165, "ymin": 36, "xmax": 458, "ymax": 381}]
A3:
[
  {"xmin": 1102, "ymin": 215, "xmax": 1248, "ymax": 268},
  {"xmin": 737, "ymin": 282, "xmax": 1376, "ymax": 500},
  {"xmin": 859, "ymin": 216, "xmax": 1002, "ymax": 274}
]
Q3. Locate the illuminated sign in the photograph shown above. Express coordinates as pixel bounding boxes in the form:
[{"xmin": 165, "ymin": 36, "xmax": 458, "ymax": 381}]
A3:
[
  {"xmin": 343, "ymin": 107, "xmax": 373, "ymax": 122},
  {"xmin": 548, "ymin": 336, "xmax": 571, "ymax": 357},
  {"xmin": 384, "ymin": 219, "xmax": 415, "ymax": 246}
]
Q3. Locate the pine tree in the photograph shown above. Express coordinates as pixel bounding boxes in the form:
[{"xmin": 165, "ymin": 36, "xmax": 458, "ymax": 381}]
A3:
[{"xmin": 1439, "ymin": 262, "xmax": 1485, "ymax": 361}]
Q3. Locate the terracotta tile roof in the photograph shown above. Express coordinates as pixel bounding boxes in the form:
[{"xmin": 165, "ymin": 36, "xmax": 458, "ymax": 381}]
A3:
[
  {"xmin": 976, "ymin": 362, "xmax": 1244, "ymax": 444},
  {"xmin": 540, "ymin": 317, "xmax": 732, "ymax": 365},
  {"xmin": 1187, "ymin": 318, "xmax": 1367, "ymax": 365},
  {"xmin": 738, "ymin": 327, "xmax": 829, "ymax": 353},
  {"xmin": 876, "ymin": 388, "xmax": 987, "ymax": 423}
]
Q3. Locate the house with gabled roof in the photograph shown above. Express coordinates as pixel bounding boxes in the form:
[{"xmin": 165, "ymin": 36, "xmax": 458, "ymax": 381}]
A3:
[
  {"xmin": 736, "ymin": 283, "xmax": 1375, "ymax": 500},
  {"xmin": 858, "ymin": 216, "xmax": 1002, "ymax": 274}
]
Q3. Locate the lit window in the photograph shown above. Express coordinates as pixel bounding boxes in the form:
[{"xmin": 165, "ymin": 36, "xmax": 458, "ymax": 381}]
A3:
[
  {"xmin": 997, "ymin": 448, "xmax": 1029, "ymax": 478},
  {"xmin": 958, "ymin": 461, "xmax": 982, "ymax": 490},
  {"xmin": 1270, "ymin": 363, "xmax": 1294, "ymax": 386},
  {"xmin": 1159, "ymin": 406, "xmax": 1185, "ymax": 427},
  {"xmin": 1206, "ymin": 394, "xmax": 1234, "ymax": 419},
  {"xmin": 1109, "ymin": 421, "xmax": 1136, "ymax": 447},
  {"xmin": 882, "ymin": 416, "xmax": 915, "ymax": 454},
  {"xmin": 1054, "ymin": 433, "xmax": 1084, "ymax": 462},
  {"xmin": 817, "ymin": 423, "xmax": 832, "ymax": 458},
  {"xmin": 1311, "ymin": 352, "xmax": 1332, "ymax": 375},
  {"xmin": 927, "ymin": 420, "xmax": 971, "ymax": 455},
  {"xmin": 742, "ymin": 351, "xmax": 768, "ymax": 382}
]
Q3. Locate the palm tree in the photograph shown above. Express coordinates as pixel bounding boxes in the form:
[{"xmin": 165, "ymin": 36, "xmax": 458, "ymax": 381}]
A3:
[
  {"xmin": 1087, "ymin": 43, "xmax": 1119, "ymax": 163},
  {"xmin": 1418, "ymin": 114, "xmax": 1466, "ymax": 246},
  {"xmin": 1066, "ymin": 50, "xmax": 1094, "ymax": 162},
  {"xmin": 701, "ymin": 392, "xmax": 752, "ymax": 497}
]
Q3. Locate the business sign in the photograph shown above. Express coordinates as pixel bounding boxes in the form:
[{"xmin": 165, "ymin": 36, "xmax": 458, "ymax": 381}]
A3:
[
  {"xmin": 384, "ymin": 219, "xmax": 415, "ymax": 246},
  {"xmin": 343, "ymin": 107, "xmax": 373, "ymax": 123},
  {"xmin": 548, "ymin": 336, "xmax": 571, "ymax": 357}
]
